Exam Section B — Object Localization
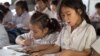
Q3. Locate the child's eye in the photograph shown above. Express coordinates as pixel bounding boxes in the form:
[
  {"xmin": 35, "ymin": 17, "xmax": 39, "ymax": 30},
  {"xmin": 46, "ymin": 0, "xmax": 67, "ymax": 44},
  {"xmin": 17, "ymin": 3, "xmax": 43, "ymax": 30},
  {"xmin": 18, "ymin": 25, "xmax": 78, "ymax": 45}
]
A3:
[
  {"xmin": 34, "ymin": 31, "xmax": 37, "ymax": 33},
  {"xmin": 33, "ymin": 31, "xmax": 38, "ymax": 34},
  {"xmin": 61, "ymin": 14, "xmax": 65, "ymax": 18},
  {"xmin": 67, "ymin": 14, "xmax": 71, "ymax": 16}
]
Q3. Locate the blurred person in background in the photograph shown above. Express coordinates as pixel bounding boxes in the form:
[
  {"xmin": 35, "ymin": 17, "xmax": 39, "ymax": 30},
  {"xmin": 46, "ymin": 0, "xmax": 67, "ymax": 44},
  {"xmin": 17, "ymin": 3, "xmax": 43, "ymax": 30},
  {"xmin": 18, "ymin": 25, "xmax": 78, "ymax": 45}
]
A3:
[{"xmin": 0, "ymin": 9, "xmax": 10, "ymax": 48}]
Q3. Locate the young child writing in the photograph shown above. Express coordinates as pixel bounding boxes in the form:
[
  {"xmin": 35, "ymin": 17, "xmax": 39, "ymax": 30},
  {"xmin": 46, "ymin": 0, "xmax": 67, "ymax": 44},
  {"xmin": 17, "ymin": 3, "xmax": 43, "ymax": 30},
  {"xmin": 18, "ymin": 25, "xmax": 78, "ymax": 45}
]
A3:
[{"xmin": 16, "ymin": 11, "xmax": 61, "ymax": 54}]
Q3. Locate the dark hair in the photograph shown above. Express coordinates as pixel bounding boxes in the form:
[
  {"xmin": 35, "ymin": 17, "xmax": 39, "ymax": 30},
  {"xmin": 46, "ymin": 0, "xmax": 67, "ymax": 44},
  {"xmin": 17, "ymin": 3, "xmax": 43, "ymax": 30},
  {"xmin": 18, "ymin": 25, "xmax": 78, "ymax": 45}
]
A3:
[
  {"xmin": 4, "ymin": 2, "xmax": 10, "ymax": 7},
  {"xmin": 0, "ymin": 10, "xmax": 4, "ymax": 22},
  {"xmin": 83, "ymin": 4, "xmax": 86, "ymax": 11},
  {"xmin": 51, "ymin": 0, "xmax": 59, "ymax": 6},
  {"xmin": 36, "ymin": 0, "xmax": 48, "ymax": 4},
  {"xmin": 58, "ymin": 0, "xmax": 91, "ymax": 24},
  {"xmin": 95, "ymin": 3, "xmax": 100, "ymax": 8},
  {"xmin": 30, "ymin": 11, "xmax": 61, "ymax": 34},
  {"xmin": 0, "ymin": 4, "xmax": 10, "ymax": 15},
  {"xmin": 16, "ymin": 1, "xmax": 29, "ymax": 12}
]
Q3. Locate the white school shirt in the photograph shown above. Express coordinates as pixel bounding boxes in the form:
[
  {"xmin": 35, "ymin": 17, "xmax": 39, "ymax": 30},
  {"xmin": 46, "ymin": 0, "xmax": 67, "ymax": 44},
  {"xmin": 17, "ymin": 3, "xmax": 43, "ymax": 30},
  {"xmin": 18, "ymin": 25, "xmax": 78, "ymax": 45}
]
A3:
[
  {"xmin": 31, "ymin": 7, "xmax": 57, "ymax": 19},
  {"xmin": 55, "ymin": 20, "xmax": 97, "ymax": 51},
  {"xmin": 3, "ymin": 11, "xmax": 13, "ymax": 23},
  {"xmin": 42, "ymin": 8, "xmax": 60, "ymax": 22},
  {"xmin": 12, "ymin": 11, "xmax": 30, "ymax": 29},
  {"xmin": 92, "ymin": 37, "xmax": 100, "ymax": 54},
  {"xmin": 42, "ymin": 8, "xmax": 55, "ymax": 19},
  {"xmin": 90, "ymin": 12, "xmax": 100, "ymax": 22},
  {"xmin": 51, "ymin": 11, "xmax": 60, "ymax": 22},
  {"xmin": 16, "ymin": 31, "xmax": 59, "ymax": 46},
  {"xmin": 0, "ymin": 24, "xmax": 10, "ymax": 48},
  {"xmin": 34, "ymin": 6, "xmax": 52, "ymax": 18}
]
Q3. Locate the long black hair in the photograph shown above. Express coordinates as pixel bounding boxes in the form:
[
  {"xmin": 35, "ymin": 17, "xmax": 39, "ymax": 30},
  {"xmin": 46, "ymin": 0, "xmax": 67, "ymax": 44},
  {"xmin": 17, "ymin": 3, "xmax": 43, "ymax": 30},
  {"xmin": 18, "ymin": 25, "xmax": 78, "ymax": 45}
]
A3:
[
  {"xmin": 16, "ymin": 1, "xmax": 29, "ymax": 12},
  {"xmin": 58, "ymin": 0, "xmax": 91, "ymax": 24},
  {"xmin": 95, "ymin": 2, "xmax": 100, "ymax": 8},
  {"xmin": 0, "ymin": 4, "xmax": 10, "ymax": 15},
  {"xmin": 30, "ymin": 11, "xmax": 61, "ymax": 34},
  {"xmin": 0, "ymin": 10, "xmax": 4, "ymax": 22},
  {"xmin": 51, "ymin": 0, "xmax": 59, "ymax": 6}
]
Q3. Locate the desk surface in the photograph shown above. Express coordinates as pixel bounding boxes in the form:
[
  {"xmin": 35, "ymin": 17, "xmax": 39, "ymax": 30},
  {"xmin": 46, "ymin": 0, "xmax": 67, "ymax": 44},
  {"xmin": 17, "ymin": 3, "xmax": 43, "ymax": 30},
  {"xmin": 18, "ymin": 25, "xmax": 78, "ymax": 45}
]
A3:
[
  {"xmin": 1, "ymin": 45, "xmax": 57, "ymax": 56},
  {"xmin": 0, "ymin": 45, "xmax": 29, "ymax": 56},
  {"xmin": 0, "ymin": 49, "xmax": 29, "ymax": 56}
]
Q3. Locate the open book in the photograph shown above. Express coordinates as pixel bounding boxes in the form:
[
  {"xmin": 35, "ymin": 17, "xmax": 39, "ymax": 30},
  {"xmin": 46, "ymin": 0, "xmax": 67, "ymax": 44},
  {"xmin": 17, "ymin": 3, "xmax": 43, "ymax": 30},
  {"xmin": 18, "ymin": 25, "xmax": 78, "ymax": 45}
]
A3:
[{"xmin": 3, "ymin": 45, "xmax": 25, "ymax": 52}]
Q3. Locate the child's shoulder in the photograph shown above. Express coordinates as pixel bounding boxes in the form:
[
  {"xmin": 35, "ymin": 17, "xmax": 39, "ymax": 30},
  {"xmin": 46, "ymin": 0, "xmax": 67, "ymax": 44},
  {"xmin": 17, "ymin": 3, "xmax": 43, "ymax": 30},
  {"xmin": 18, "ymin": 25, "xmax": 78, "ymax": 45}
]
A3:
[
  {"xmin": 87, "ymin": 24, "xmax": 95, "ymax": 31},
  {"xmin": 47, "ymin": 32, "xmax": 59, "ymax": 39}
]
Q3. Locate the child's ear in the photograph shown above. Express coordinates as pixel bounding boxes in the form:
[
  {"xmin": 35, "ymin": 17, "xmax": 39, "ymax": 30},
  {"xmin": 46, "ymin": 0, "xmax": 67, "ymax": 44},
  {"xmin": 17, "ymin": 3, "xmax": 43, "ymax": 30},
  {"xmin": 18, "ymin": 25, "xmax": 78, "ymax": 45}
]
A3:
[
  {"xmin": 78, "ymin": 9, "xmax": 82, "ymax": 15},
  {"xmin": 43, "ymin": 28, "xmax": 49, "ymax": 34}
]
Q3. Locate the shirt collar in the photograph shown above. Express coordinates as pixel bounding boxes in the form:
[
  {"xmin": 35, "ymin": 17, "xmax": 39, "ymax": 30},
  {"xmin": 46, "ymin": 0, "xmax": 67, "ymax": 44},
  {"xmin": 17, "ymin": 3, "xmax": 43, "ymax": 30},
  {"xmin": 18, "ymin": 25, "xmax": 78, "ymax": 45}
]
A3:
[
  {"xmin": 64, "ymin": 20, "xmax": 88, "ymax": 33},
  {"xmin": 78, "ymin": 20, "xmax": 88, "ymax": 28},
  {"xmin": 16, "ymin": 11, "xmax": 28, "ymax": 17},
  {"xmin": 21, "ymin": 11, "xmax": 28, "ymax": 17}
]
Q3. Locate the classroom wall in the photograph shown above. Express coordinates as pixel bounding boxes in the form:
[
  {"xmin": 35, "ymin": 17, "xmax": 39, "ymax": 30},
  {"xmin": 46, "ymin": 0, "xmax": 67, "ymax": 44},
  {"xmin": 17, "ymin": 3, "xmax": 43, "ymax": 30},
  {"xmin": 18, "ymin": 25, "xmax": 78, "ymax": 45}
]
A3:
[
  {"xmin": 82, "ymin": 0, "xmax": 100, "ymax": 16},
  {"xmin": 89, "ymin": 0, "xmax": 100, "ymax": 16},
  {"xmin": 2, "ymin": 0, "xmax": 100, "ymax": 16}
]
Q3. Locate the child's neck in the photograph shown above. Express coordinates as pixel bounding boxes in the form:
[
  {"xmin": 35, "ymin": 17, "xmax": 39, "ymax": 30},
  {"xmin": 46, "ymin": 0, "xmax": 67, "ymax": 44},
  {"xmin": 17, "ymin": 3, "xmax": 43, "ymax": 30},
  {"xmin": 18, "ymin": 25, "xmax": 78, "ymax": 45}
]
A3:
[{"xmin": 71, "ymin": 19, "xmax": 83, "ymax": 32}]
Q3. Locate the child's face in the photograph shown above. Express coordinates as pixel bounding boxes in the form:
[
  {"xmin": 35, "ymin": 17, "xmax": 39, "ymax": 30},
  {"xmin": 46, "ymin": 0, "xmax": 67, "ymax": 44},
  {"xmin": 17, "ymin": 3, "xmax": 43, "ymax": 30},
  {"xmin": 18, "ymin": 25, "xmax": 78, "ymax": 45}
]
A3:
[
  {"xmin": 15, "ymin": 5, "xmax": 23, "ymax": 16},
  {"xmin": 96, "ymin": 8, "xmax": 100, "ymax": 15},
  {"xmin": 50, "ymin": 4, "xmax": 56, "ymax": 12},
  {"xmin": 61, "ymin": 6, "xmax": 82, "ymax": 27},
  {"xmin": 29, "ymin": 23, "xmax": 48, "ymax": 39},
  {"xmin": 35, "ymin": 0, "xmax": 46, "ymax": 12}
]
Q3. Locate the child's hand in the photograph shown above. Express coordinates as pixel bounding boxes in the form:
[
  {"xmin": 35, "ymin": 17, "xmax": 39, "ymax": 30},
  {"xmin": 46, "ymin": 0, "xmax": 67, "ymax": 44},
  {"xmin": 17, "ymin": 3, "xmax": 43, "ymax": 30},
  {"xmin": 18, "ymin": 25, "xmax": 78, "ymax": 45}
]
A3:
[
  {"xmin": 31, "ymin": 52, "xmax": 43, "ymax": 56},
  {"xmin": 24, "ymin": 46, "xmax": 40, "ymax": 53},
  {"xmin": 7, "ymin": 23, "xmax": 16, "ymax": 29},
  {"xmin": 21, "ymin": 39, "xmax": 32, "ymax": 46},
  {"xmin": 24, "ymin": 46, "xmax": 34, "ymax": 53}
]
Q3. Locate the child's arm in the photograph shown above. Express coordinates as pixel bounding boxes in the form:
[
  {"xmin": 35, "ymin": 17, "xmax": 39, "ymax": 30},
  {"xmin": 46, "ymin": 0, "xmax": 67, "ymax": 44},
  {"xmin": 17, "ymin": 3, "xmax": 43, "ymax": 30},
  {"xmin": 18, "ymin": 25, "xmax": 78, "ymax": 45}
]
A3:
[
  {"xmin": 31, "ymin": 44, "xmax": 61, "ymax": 56},
  {"xmin": 25, "ymin": 32, "xmax": 59, "ymax": 53},
  {"xmin": 59, "ymin": 49, "xmax": 91, "ymax": 56},
  {"xmin": 16, "ymin": 32, "xmax": 32, "ymax": 46},
  {"xmin": 24, "ymin": 44, "xmax": 60, "ymax": 53},
  {"xmin": 16, "ymin": 37, "xmax": 32, "ymax": 46},
  {"xmin": 16, "ymin": 35, "xmax": 25, "ymax": 45},
  {"xmin": 33, "ymin": 44, "xmax": 54, "ymax": 51},
  {"xmin": 24, "ymin": 44, "xmax": 53, "ymax": 52}
]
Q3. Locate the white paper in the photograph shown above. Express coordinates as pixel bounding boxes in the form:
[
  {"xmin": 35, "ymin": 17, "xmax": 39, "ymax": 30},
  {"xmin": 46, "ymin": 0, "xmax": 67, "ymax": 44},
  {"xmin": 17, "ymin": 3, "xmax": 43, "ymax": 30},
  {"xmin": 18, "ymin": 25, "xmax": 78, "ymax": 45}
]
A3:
[{"xmin": 92, "ymin": 38, "xmax": 100, "ymax": 54}]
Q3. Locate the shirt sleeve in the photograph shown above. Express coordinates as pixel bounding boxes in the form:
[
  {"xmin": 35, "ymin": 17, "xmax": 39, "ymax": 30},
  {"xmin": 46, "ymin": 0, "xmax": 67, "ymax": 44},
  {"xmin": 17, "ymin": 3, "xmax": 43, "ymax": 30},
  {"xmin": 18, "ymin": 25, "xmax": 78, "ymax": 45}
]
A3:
[
  {"xmin": 49, "ymin": 32, "xmax": 59, "ymax": 44},
  {"xmin": 0, "ymin": 25, "xmax": 10, "ymax": 48},
  {"xmin": 55, "ymin": 28, "xmax": 71, "ymax": 50},
  {"xmin": 55, "ymin": 34, "xmax": 61, "ymax": 46},
  {"xmin": 22, "ymin": 14, "xmax": 31, "ymax": 29},
  {"xmin": 85, "ymin": 25, "xmax": 97, "ymax": 49},
  {"xmin": 55, "ymin": 27, "xmax": 65, "ymax": 47},
  {"xmin": 11, "ymin": 14, "xmax": 17, "ymax": 25},
  {"xmin": 16, "ymin": 31, "xmax": 33, "ymax": 41}
]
